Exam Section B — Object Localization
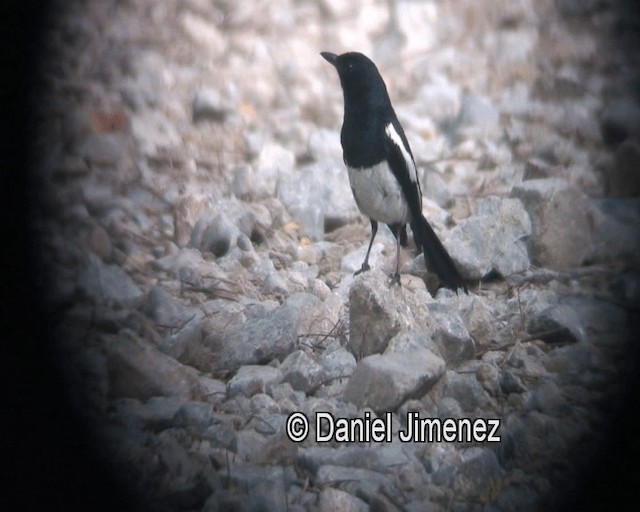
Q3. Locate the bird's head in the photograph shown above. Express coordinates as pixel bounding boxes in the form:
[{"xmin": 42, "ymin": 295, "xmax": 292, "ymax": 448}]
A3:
[{"xmin": 321, "ymin": 51, "xmax": 387, "ymax": 103}]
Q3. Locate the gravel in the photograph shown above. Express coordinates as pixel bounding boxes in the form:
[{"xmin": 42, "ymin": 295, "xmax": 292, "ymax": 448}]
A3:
[{"xmin": 23, "ymin": 0, "xmax": 640, "ymax": 510}]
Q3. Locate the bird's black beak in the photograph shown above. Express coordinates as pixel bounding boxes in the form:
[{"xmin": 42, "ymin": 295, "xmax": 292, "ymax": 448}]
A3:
[{"xmin": 321, "ymin": 51, "xmax": 338, "ymax": 66}]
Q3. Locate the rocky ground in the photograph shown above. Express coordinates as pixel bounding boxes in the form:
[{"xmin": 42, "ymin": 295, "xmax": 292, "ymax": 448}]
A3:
[{"xmin": 23, "ymin": 0, "xmax": 640, "ymax": 510}]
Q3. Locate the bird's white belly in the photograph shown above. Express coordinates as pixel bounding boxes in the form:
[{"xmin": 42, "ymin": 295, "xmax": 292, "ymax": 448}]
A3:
[{"xmin": 347, "ymin": 163, "xmax": 410, "ymax": 225}]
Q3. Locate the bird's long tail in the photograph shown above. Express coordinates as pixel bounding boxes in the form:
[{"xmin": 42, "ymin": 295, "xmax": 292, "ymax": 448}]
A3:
[{"xmin": 411, "ymin": 215, "xmax": 467, "ymax": 294}]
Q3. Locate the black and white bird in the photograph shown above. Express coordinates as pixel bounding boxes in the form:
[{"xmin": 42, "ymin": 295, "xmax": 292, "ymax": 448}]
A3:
[{"xmin": 321, "ymin": 51, "xmax": 467, "ymax": 293}]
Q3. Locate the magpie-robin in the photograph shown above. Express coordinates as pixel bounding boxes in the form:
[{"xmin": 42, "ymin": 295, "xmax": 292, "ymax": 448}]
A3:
[{"xmin": 321, "ymin": 51, "xmax": 467, "ymax": 293}]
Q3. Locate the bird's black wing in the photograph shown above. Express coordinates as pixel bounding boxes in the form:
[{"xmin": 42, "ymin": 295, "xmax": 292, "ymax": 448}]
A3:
[
  {"xmin": 385, "ymin": 115, "xmax": 467, "ymax": 292},
  {"xmin": 383, "ymin": 116, "xmax": 423, "ymax": 221}
]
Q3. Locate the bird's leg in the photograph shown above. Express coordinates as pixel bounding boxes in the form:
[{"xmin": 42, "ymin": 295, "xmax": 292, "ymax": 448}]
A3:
[
  {"xmin": 399, "ymin": 225, "xmax": 408, "ymax": 247},
  {"xmin": 388, "ymin": 223, "xmax": 402, "ymax": 286},
  {"xmin": 355, "ymin": 219, "xmax": 378, "ymax": 276}
]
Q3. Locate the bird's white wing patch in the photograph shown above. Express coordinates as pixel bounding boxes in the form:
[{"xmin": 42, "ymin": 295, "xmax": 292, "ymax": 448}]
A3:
[{"xmin": 385, "ymin": 122, "xmax": 417, "ymax": 183}]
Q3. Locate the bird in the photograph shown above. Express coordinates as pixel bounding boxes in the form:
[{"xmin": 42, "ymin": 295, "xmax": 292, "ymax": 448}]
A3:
[{"xmin": 321, "ymin": 51, "xmax": 467, "ymax": 293}]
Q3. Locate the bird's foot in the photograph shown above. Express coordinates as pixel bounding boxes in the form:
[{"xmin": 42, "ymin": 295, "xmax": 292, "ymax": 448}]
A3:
[
  {"xmin": 354, "ymin": 263, "xmax": 371, "ymax": 276},
  {"xmin": 389, "ymin": 272, "xmax": 401, "ymax": 287}
]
